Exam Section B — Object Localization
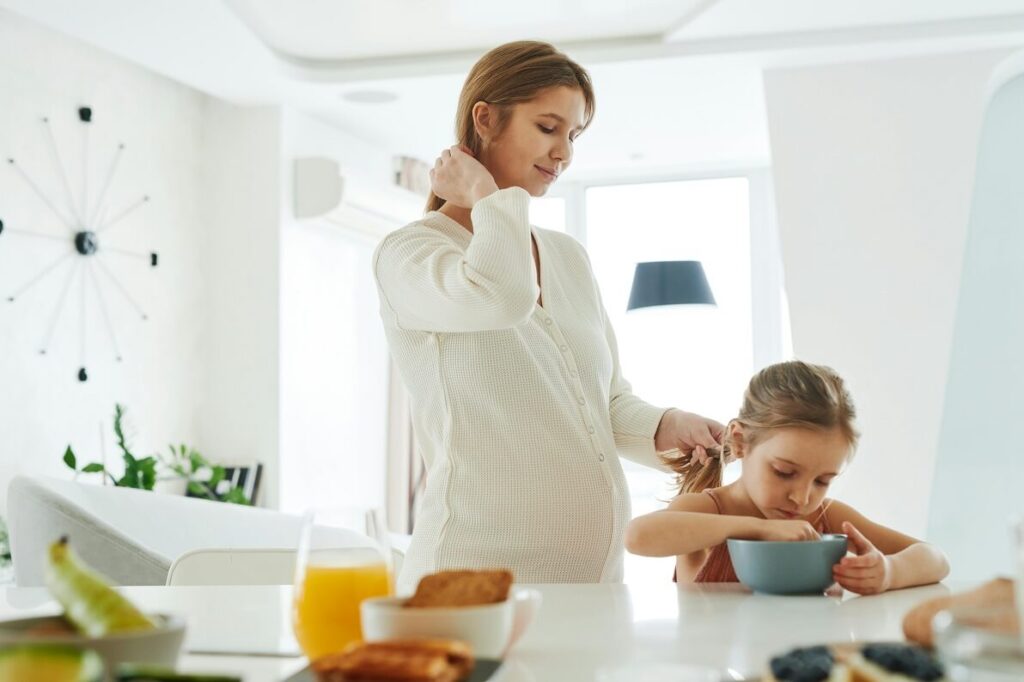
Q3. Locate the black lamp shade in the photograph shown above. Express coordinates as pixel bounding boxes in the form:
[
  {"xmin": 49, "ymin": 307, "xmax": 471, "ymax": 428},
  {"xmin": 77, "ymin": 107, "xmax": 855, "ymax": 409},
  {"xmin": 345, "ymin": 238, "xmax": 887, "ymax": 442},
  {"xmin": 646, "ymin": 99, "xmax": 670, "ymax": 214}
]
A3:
[{"xmin": 627, "ymin": 261, "xmax": 716, "ymax": 311}]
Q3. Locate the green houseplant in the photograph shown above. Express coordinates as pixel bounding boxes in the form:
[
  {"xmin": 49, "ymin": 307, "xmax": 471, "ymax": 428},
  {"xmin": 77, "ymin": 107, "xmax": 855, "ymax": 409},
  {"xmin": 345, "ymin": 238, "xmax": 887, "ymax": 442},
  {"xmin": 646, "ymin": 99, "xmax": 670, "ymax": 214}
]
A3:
[{"xmin": 63, "ymin": 404, "xmax": 252, "ymax": 505}]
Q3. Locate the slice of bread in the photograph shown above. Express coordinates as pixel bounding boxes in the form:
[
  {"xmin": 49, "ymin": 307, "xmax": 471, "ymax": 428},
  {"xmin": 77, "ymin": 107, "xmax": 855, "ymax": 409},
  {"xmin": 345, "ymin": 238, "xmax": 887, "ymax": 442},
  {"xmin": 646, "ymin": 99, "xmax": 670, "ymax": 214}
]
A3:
[{"xmin": 404, "ymin": 570, "xmax": 513, "ymax": 609}]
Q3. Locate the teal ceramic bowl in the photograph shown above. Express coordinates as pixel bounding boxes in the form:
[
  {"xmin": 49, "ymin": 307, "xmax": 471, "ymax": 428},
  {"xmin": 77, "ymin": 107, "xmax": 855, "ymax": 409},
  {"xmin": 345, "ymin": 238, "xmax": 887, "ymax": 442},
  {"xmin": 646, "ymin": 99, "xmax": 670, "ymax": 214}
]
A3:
[{"xmin": 727, "ymin": 533, "xmax": 848, "ymax": 595}]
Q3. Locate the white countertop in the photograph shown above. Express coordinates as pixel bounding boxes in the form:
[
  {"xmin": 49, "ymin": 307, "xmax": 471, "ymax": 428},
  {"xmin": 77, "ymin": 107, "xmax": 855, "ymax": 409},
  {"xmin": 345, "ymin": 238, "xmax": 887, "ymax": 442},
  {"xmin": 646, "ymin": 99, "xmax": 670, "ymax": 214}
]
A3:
[{"xmin": 0, "ymin": 581, "xmax": 958, "ymax": 682}]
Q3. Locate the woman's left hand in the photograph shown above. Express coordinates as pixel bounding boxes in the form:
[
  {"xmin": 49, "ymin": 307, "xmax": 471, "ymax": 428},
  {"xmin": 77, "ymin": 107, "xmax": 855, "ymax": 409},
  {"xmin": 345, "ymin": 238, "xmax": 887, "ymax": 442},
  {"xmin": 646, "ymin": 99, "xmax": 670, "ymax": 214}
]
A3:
[
  {"xmin": 833, "ymin": 521, "xmax": 893, "ymax": 595},
  {"xmin": 654, "ymin": 409, "xmax": 725, "ymax": 464}
]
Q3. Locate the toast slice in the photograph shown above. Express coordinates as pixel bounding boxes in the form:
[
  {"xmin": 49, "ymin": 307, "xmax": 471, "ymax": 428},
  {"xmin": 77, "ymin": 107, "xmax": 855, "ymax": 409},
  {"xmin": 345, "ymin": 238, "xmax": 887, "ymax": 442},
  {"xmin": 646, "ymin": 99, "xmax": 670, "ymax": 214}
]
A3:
[{"xmin": 404, "ymin": 570, "xmax": 513, "ymax": 609}]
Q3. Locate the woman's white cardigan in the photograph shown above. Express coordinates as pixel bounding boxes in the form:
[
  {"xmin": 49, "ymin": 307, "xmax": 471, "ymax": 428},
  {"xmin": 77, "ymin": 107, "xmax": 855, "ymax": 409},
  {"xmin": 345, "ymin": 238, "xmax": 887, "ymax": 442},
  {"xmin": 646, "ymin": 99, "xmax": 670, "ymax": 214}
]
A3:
[{"xmin": 373, "ymin": 187, "xmax": 669, "ymax": 592}]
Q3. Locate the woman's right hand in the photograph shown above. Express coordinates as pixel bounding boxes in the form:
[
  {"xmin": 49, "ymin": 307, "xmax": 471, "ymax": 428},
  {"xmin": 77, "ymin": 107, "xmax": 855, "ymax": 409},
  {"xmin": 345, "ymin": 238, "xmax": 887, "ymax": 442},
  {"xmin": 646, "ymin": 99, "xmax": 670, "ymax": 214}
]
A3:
[
  {"xmin": 755, "ymin": 519, "xmax": 821, "ymax": 542},
  {"xmin": 430, "ymin": 145, "xmax": 499, "ymax": 208}
]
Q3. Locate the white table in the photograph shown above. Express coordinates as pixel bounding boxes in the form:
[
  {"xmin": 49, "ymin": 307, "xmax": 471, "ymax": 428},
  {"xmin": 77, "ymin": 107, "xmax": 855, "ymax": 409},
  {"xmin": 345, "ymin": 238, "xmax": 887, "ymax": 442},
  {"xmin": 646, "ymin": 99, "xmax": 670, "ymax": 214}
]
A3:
[{"xmin": 0, "ymin": 582, "xmax": 956, "ymax": 681}]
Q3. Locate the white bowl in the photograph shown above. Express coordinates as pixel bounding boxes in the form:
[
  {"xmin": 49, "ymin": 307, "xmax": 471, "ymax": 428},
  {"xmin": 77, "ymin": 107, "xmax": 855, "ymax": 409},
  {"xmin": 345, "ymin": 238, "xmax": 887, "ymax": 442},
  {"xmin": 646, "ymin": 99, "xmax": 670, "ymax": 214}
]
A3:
[
  {"xmin": 361, "ymin": 587, "xmax": 541, "ymax": 659},
  {"xmin": 0, "ymin": 613, "xmax": 186, "ymax": 679}
]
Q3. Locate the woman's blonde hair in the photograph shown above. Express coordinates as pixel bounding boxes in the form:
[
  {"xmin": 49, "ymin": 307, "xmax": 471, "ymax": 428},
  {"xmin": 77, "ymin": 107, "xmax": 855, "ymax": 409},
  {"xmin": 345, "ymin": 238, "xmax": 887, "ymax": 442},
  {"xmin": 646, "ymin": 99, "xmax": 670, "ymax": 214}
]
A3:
[
  {"xmin": 664, "ymin": 361, "xmax": 860, "ymax": 495},
  {"xmin": 425, "ymin": 40, "xmax": 596, "ymax": 213}
]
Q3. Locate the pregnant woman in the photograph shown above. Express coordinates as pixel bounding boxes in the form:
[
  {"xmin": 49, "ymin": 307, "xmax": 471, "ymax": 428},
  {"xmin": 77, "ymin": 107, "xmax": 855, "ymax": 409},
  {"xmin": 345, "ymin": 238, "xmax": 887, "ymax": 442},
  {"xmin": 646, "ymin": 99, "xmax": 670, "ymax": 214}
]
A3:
[{"xmin": 373, "ymin": 41, "xmax": 723, "ymax": 592}]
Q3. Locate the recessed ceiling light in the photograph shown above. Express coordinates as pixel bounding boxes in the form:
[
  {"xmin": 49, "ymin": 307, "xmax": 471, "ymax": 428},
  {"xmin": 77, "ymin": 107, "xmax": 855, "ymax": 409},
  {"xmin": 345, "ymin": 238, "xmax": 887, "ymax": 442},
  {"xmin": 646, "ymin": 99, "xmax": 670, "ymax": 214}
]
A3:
[
  {"xmin": 629, "ymin": 152, "xmax": 645, "ymax": 161},
  {"xmin": 341, "ymin": 89, "xmax": 398, "ymax": 104}
]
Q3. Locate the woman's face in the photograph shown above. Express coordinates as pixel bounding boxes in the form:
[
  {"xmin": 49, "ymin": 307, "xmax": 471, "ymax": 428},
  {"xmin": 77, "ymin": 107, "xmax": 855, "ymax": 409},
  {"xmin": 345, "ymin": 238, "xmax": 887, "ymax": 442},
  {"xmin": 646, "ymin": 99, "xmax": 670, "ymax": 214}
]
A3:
[
  {"xmin": 478, "ymin": 85, "xmax": 586, "ymax": 197},
  {"xmin": 737, "ymin": 426, "xmax": 850, "ymax": 521}
]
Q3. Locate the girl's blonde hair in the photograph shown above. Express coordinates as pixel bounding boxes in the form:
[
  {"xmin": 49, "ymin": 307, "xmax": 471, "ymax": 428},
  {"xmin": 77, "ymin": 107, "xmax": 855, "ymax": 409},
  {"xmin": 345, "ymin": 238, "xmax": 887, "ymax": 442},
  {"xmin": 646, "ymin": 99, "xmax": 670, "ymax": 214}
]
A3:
[
  {"xmin": 425, "ymin": 40, "xmax": 596, "ymax": 213},
  {"xmin": 664, "ymin": 360, "xmax": 860, "ymax": 495}
]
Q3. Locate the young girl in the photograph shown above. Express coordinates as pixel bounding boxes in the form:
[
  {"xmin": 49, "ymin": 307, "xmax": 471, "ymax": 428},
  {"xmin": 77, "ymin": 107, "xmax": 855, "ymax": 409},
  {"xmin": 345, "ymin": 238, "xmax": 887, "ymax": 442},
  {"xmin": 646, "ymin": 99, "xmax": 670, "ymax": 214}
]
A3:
[{"xmin": 625, "ymin": 361, "xmax": 949, "ymax": 595}]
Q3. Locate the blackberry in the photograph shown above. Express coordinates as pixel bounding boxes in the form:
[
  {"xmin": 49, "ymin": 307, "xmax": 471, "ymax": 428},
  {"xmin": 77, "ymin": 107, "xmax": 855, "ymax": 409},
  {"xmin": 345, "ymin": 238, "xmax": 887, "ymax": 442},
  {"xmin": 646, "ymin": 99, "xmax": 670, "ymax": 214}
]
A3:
[
  {"xmin": 769, "ymin": 646, "xmax": 835, "ymax": 682},
  {"xmin": 862, "ymin": 643, "xmax": 944, "ymax": 681}
]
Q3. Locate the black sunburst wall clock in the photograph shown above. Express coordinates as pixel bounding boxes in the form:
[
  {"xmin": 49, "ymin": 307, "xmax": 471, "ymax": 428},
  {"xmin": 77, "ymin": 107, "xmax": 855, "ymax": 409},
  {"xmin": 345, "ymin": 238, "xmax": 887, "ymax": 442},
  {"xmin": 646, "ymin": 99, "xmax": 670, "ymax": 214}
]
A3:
[{"xmin": 1, "ymin": 106, "xmax": 158, "ymax": 382}]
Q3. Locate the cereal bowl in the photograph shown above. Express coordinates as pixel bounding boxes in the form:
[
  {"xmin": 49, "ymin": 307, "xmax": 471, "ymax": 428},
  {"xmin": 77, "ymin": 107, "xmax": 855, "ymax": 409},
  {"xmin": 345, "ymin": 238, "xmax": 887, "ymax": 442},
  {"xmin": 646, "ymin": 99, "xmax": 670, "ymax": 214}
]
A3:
[{"xmin": 727, "ymin": 534, "xmax": 848, "ymax": 595}]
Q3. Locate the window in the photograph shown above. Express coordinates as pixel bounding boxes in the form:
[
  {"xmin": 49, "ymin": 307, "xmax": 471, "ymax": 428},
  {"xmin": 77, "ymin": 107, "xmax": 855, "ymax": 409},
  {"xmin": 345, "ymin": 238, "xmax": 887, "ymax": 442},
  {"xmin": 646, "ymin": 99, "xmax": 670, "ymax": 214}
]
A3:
[
  {"xmin": 584, "ymin": 176, "xmax": 763, "ymax": 584},
  {"xmin": 280, "ymin": 217, "xmax": 391, "ymax": 516}
]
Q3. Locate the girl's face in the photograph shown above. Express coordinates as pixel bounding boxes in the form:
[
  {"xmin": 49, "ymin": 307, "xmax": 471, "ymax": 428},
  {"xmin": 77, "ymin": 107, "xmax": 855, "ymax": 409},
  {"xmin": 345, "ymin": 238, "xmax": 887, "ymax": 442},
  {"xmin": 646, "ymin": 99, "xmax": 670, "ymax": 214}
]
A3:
[
  {"xmin": 477, "ymin": 85, "xmax": 586, "ymax": 197},
  {"xmin": 737, "ymin": 426, "xmax": 851, "ymax": 520}
]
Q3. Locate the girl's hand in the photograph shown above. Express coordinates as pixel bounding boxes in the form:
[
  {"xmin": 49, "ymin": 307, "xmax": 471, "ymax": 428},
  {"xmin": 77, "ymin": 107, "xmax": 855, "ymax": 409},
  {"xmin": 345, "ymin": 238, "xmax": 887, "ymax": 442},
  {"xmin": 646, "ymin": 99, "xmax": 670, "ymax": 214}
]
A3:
[
  {"xmin": 654, "ymin": 409, "xmax": 725, "ymax": 465},
  {"xmin": 429, "ymin": 145, "xmax": 499, "ymax": 208},
  {"xmin": 756, "ymin": 519, "xmax": 821, "ymax": 542},
  {"xmin": 833, "ymin": 521, "xmax": 893, "ymax": 595}
]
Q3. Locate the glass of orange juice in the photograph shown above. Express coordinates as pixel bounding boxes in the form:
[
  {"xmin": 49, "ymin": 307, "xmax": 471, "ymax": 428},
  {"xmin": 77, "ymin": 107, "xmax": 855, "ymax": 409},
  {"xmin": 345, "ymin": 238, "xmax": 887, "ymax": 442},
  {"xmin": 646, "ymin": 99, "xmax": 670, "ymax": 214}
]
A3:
[{"xmin": 292, "ymin": 507, "xmax": 393, "ymax": 660}]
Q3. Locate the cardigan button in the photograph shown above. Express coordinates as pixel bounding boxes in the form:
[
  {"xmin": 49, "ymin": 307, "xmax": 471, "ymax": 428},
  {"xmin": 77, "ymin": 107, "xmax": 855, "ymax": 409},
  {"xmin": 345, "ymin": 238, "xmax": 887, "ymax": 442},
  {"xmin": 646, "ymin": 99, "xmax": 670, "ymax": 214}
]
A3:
[
  {"xmin": 598, "ymin": 453, "xmax": 605, "ymax": 462},
  {"xmin": 544, "ymin": 318, "xmax": 553, "ymax": 325},
  {"xmin": 577, "ymin": 397, "xmax": 585, "ymax": 405}
]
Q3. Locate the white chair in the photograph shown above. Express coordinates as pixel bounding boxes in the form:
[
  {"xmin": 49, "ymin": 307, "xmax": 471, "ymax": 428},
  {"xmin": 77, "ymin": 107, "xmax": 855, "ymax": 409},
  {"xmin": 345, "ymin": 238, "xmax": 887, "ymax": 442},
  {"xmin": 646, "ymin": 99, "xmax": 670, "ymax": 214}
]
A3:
[
  {"xmin": 167, "ymin": 548, "xmax": 300, "ymax": 586},
  {"xmin": 5, "ymin": 475, "xmax": 373, "ymax": 586},
  {"xmin": 166, "ymin": 544, "xmax": 407, "ymax": 586}
]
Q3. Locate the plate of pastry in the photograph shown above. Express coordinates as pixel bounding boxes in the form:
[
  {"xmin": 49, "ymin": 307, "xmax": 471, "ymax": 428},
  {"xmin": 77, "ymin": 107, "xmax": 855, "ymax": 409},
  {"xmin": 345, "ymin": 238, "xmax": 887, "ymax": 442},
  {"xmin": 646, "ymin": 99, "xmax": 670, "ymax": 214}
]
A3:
[
  {"xmin": 285, "ymin": 638, "xmax": 501, "ymax": 682},
  {"xmin": 764, "ymin": 641, "xmax": 947, "ymax": 681}
]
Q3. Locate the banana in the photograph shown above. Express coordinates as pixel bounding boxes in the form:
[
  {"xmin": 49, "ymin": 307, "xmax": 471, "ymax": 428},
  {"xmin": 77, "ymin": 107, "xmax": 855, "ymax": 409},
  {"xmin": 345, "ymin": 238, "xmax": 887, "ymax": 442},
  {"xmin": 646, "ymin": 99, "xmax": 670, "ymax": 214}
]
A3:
[{"xmin": 45, "ymin": 536, "xmax": 157, "ymax": 636}]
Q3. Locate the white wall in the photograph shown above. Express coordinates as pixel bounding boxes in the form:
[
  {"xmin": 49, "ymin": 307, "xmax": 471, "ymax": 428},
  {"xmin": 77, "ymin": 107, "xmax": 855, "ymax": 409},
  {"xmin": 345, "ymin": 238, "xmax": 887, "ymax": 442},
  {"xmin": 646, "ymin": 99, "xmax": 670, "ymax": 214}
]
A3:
[
  {"xmin": 0, "ymin": 11, "xmax": 207, "ymax": 498},
  {"xmin": 198, "ymin": 101, "xmax": 282, "ymax": 509},
  {"xmin": 764, "ymin": 49, "xmax": 1012, "ymax": 539},
  {"xmin": 0, "ymin": 12, "xmax": 403, "ymax": 518}
]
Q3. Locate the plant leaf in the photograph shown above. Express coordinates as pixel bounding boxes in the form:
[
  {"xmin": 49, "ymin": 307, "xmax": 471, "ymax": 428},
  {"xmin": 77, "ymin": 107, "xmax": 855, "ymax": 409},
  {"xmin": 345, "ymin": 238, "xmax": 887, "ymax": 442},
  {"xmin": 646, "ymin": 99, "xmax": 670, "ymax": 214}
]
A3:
[
  {"xmin": 138, "ymin": 457, "xmax": 158, "ymax": 490},
  {"xmin": 113, "ymin": 404, "xmax": 126, "ymax": 446},
  {"xmin": 63, "ymin": 446, "xmax": 77, "ymax": 471},
  {"xmin": 187, "ymin": 481, "xmax": 217, "ymax": 499},
  {"xmin": 82, "ymin": 463, "xmax": 105, "ymax": 473},
  {"xmin": 223, "ymin": 487, "xmax": 251, "ymax": 506},
  {"xmin": 208, "ymin": 466, "xmax": 225, "ymax": 488}
]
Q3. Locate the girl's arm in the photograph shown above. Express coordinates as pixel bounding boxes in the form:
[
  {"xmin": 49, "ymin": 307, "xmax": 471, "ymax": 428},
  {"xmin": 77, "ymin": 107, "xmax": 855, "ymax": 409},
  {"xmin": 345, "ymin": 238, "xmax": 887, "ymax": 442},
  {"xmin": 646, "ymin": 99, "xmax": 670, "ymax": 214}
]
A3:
[
  {"xmin": 825, "ymin": 500, "xmax": 950, "ymax": 594},
  {"xmin": 624, "ymin": 492, "xmax": 820, "ymax": 557}
]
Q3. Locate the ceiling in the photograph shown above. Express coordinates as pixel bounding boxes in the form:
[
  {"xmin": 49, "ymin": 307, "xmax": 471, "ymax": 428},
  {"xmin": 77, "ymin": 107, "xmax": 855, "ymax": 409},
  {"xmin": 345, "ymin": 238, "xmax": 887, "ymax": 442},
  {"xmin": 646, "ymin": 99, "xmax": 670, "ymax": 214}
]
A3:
[
  {"xmin": 223, "ymin": 0, "xmax": 710, "ymax": 61},
  {"xmin": 223, "ymin": 0, "xmax": 1024, "ymax": 67},
  {"xmin": 3, "ymin": 0, "xmax": 1024, "ymax": 178}
]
